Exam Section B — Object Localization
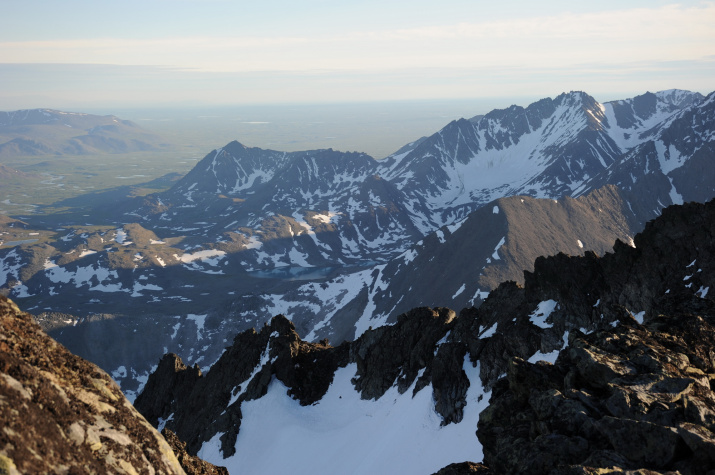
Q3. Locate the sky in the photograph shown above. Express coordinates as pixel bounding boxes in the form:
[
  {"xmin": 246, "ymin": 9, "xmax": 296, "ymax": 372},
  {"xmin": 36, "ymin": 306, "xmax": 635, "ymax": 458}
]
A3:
[{"xmin": 1, "ymin": 0, "xmax": 714, "ymax": 110}]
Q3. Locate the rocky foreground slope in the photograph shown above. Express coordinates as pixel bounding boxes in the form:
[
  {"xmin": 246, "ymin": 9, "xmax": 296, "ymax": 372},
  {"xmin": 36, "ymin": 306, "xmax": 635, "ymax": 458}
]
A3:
[
  {"xmin": 480, "ymin": 297, "xmax": 715, "ymax": 474},
  {"xmin": 135, "ymin": 198, "xmax": 714, "ymax": 473},
  {"xmin": 0, "ymin": 296, "xmax": 226, "ymax": 474}
]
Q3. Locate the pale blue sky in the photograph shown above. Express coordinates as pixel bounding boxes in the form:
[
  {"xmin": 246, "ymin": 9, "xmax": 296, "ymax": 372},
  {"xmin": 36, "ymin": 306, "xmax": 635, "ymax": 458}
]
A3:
[{"xmin": 1, "ymin": 0, "xmax": 713, "ymax": 109}]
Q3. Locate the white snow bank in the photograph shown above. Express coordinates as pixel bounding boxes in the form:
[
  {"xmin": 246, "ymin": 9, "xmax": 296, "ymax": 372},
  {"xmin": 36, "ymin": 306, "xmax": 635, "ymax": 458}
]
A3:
[
  {"xmin": 529, "ymin": 300, "xmax": 558, "ymax": 329},
  {"xmin": 199, "ymin": 358, "xmax": 490, "ymax": 475}
]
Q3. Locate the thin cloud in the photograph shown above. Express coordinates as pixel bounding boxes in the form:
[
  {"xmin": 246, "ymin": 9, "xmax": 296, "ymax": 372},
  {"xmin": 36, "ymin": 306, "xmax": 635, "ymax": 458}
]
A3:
[{"xmin": 1, "ymin": 3, "xmax": 712, "ymax": 73}]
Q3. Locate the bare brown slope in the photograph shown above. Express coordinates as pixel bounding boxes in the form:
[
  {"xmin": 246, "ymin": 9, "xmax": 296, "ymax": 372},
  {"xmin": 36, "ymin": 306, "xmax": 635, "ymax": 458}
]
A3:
[{"xmin": 481, "ymin": 184, "xmax": 637, "ymax": 290}]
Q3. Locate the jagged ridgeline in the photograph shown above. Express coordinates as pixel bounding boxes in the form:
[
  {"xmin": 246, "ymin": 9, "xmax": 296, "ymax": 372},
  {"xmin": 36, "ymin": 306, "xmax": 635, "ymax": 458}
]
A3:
[
  {"xmin": 8, "ymin": 89, "xmax": 714, "ymax": 400},
  {"xmin": 135, "ymin": 198, "xmax": 715, "ymax": 474}
]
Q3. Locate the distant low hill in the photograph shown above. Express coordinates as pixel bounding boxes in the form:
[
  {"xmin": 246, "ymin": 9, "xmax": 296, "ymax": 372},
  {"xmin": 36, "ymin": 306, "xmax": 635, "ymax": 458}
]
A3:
[{"xmin": 0, "ymin": 109, "xmax": 171, "ymax": 157}]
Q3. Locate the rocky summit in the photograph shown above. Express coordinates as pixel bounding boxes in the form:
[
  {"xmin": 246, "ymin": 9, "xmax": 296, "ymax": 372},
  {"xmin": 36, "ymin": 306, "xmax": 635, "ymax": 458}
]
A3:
[
  {"xmin": 0, "ymin": 296, "xmax": 226, "ymax": 474},
  {"xmin": 134, "ymin": 198, "xmax": 714, "ymax": 474}
]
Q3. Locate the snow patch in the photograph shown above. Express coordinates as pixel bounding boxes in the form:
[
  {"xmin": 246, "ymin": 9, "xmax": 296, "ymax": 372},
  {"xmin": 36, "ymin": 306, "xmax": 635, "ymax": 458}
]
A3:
[
  {"xmin": 492, "ymin": 237, "xmax": 505, "ymax": 260},
  {"xmin": 529, "ymin": 300, "xmax": 558, "ymax": 329},
  {"xmin": 478, "ymin": 323, "xmax": 497, "ymax": 339},
  {"xmin": 633, "ymin": 311, "xmax": 645, "ymax": 324},
  {"xmin": 452, "ymin": 284, "xmax": 466, "ymax": 299},
  {"xmin": 187, "ymin": 314, "xmax": 208, "ymax": 340}
]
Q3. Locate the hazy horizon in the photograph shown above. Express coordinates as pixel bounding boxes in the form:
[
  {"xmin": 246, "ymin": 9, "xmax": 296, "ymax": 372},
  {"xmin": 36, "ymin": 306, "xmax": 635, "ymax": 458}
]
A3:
[{"xmin": 2, "ymin": 1, "xmax": 713, "ymax": 111}]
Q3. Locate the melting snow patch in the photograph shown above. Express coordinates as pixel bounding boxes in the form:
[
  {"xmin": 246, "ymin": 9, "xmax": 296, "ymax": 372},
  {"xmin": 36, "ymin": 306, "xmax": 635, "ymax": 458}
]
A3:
[
  {"xmin": 171, "ymin": 322, "xmax": 181, "ymax": 339},
  {"xmin": 633, "ymin": 311, "xmax": 645, "ymax": 324},
  {"xmin": 157, "ymin": 413, "xmax": 174, "ymax": 432},
  {"xmin": 312, "ymin": 212, "xmax": 341, "ymax": 224},
  {"xmin": 402, "ymin": 249, "xmax": 417, "ymax": 264},
  {"xmin": 115, "ymin": 229, "xmax": 127, "ymax": 244},
  {"xmin": 177, "ymin": 249, "xmax": 226, "ymax": 264},
  {"xmin": 528, "ymin": 331, "xmax": 569, "ymax": 364},
  {"xmin": 492, "ymin": 237, "xmax": 505, "ymax": 260},
  {"xmin": 131, "ymin": 282, "xmax": 163, "ymax": 297},
  {"xmin": 288, "ymin": 248, "xmax": 313, "ymax": 267},
  {"xmin": 452, "ymin": 284, "xmax": 466, "ymax": 299},
  {"xmin": 187, "ymin": 314, "xmax": 208, "ymax": 340},
  {"xmin": 470, "ymin": 289, "xmax": 490, "ymax": 306},
  {"xmin": 447, "ymin": 218, "xmax": 467, "ymax": 234},
  {"xmin": 668, "ymin": 177, "xmax": 683, "ymax": 205},
  {"xmin": 435, "ymin": 230, "xmax": 446, "ymax": 244},
  {"xmin": 43, "ymin": 258, "xmax": 58, "ymax": 270},
  {"xmin": 244, "ymin": 235, "xmax": 263, "ymax": 250},
  {"xmin": 79, "ymin": 249, "xmax": 97, "ymax": 258},
  {"xmin": 111, "ymin": 366, "xmax": 127, "ymax": 380},
  {"xmin": 696, "ymin": 286, "xmax": 710, "ymax": 298},
  {"xmin": 577, "ymin": 240, "xmax": 583, "ymax": 249},
  {"xmin": 529, "ymin": 300, "xmax": 558, "ymax": 329},
  {"xmin": 479, "ymin": 323, "xmax": 497, "ymax": 338},
  {"xmin": 492, "ymin": 205, "xmax": 499, "ymax": 214}
]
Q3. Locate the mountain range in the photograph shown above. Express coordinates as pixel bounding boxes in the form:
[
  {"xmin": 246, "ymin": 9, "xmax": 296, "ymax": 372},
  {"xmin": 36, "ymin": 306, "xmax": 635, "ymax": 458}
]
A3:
[
  {"xmin": 1, "ymin": 88, "xmax": 714, "ymax": 474},
  {"xmin": 0, "ymin": 108, "xmax": 170, "ymax": 157},
  {"xmin": 1, "ymin": 89, "xmax": 714, "ymax": 398}
]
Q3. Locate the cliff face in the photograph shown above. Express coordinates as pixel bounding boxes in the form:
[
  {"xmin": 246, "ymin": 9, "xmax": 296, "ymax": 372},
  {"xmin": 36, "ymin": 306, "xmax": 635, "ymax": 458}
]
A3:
[
  {"xmin": 134, "ymin": 198, "xmax": 714, "ymax": 473},
  {"xmin": 0, "ymin": 296, "xmax": 225, "ymax": 474}
]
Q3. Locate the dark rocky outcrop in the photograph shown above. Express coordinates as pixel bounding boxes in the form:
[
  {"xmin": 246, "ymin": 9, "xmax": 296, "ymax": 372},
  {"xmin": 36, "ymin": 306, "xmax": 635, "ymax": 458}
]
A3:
[
  {"xmin": 479, "ymin": 308, "xmax": 715, "ymax": 474},
  {"xmin": 0, "ymin": 295, "xmax": 226, "ymax": 474}
]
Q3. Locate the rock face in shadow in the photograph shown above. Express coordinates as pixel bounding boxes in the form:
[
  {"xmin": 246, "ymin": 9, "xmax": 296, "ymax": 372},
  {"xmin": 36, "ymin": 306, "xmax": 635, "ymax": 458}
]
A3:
[
  {"xmin": 0, "ymin": 295, "xmax": 225, "ymax": 474},
  {"xmin": 479, "ymin": 308, "xmax": 715, "ymax": 474},
  {"xmin": 135, "ymin": 198, "xmax": 715, "ymax": 473}
]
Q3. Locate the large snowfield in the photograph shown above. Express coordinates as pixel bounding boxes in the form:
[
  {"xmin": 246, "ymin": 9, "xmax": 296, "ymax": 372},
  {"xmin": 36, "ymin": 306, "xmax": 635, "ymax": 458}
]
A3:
[{"xmin": 198, "ymin": 358, "xmax": 489, "ymax": 475}]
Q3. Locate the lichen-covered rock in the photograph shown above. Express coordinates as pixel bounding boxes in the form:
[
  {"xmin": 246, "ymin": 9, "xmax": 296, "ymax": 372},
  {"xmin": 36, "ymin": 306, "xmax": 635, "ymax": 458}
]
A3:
[{"xmin": 0, "ymin": 296, "xmax": 187, "ymax": 474}]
